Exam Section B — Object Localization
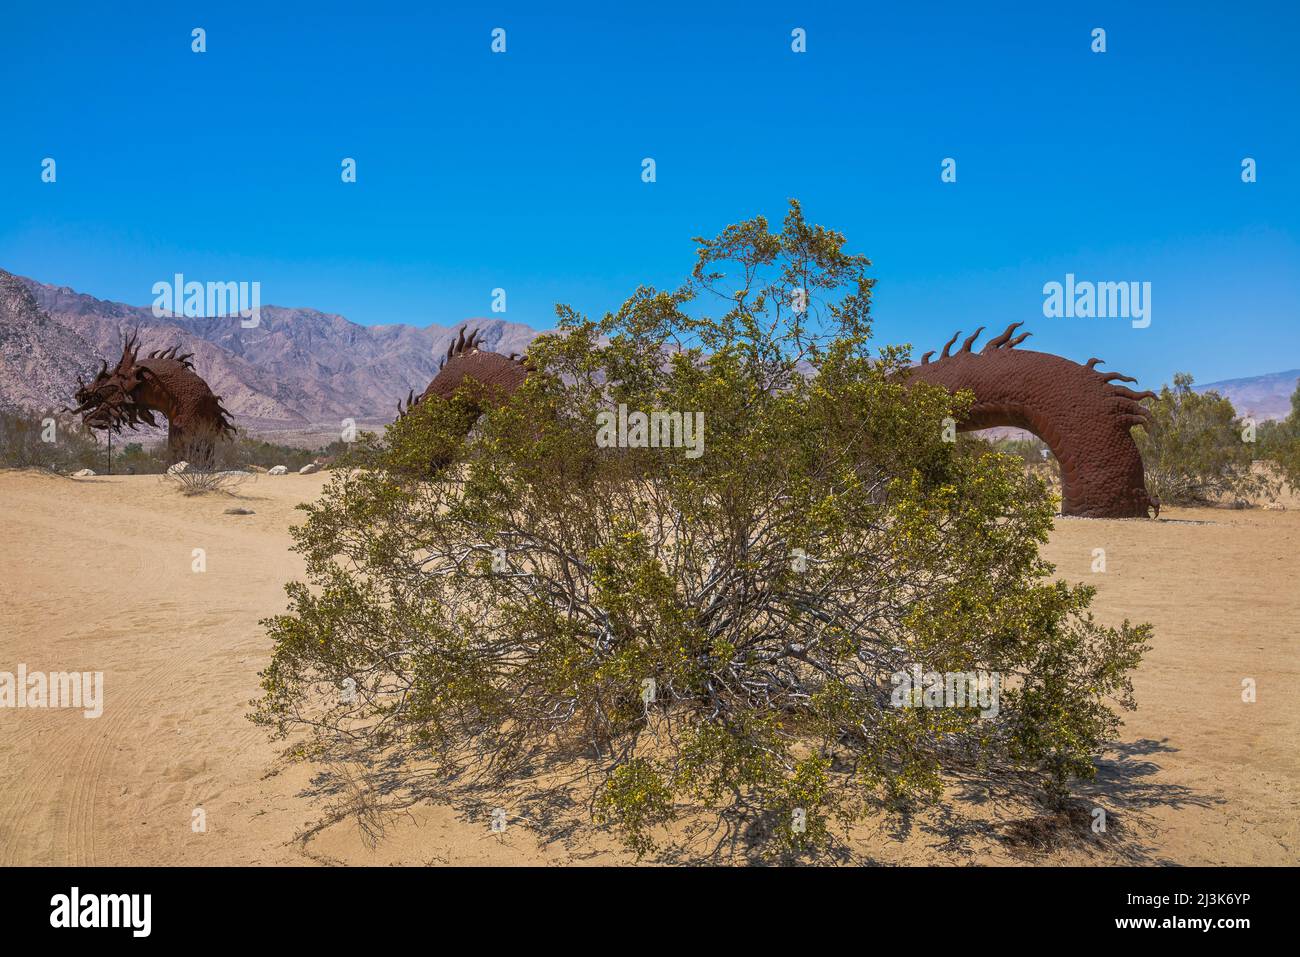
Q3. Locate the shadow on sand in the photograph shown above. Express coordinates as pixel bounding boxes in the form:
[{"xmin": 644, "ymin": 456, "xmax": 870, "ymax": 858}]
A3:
[{"xmin": 278, "ymin": 733, "xmax": 1224, "ymax": 866}]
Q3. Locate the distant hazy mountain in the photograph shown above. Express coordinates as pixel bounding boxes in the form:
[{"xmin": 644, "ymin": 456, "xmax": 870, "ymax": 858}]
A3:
[
  {"xmin": 0, "ymin": 268, "xmax": 542, "ymax": 432},
  {"xmin": 1195, "ymin": 370, "xmax": 1299, "ymax": 422}
]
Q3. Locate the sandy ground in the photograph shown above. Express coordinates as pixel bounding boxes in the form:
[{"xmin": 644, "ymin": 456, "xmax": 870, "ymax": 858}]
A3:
[{"xmin": 0, "ymin": 469, "xmax": 1296, "ymax": 866}]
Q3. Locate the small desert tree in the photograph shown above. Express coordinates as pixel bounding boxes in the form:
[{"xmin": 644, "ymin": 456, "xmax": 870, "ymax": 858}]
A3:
[
  {"xmin": 253, "ymin": 203, "xmax": 1150, "ymax": 859},
  {"xmin": 1258, "ymin": 382, "xmax": 1300, "ymax": 491},
  {"xmin": 1134, "ymin": 373, "xmax": 1276, "ymax": 506}
]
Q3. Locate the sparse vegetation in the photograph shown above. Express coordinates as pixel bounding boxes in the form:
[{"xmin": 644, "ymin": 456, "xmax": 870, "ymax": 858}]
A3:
[
  {"xmin": 232, "ymin": 436, "xmax": 351, "ymax": 472},
  {"xmin": 162, "ymin": 428, "xmax": 251, "ymax": 496},
  {"xmin": 0, "ymin": 407, "xmax": 351, "ymax": 479},
  {"xmin": 253, "ymin": 206, "xmax": 1151, "ymax": 860},
  {"xmin": 0, "ymin": 408, "xmax": 104, "ymax": 472},
  {"xmin": 114, "ymin": 442, "xmax": 167, "ymax": 474},
  {"xmin": 164, "ymin": 468, "xmax": 251, "ymax": 496},
  {"xmin": 983, "ymin": 434, "xmax": 1055, "ymax": 468}
]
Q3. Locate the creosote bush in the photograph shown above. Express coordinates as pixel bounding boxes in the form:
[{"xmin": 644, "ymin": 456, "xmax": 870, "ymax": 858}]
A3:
[{"xmin": 253, "ymin": 203, "xmax": 1150, "ymax": 859}]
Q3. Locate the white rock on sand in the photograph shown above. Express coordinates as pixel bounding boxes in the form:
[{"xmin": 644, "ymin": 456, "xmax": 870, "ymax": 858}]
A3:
[
  {"xmin": 72, "ymin": 468, "xmax": 95, "ymax": 477},
  {"xmin": 298, "ymin": 462, "xmax": 319, "ymax": 475},
  {"xmin": 267, "ymin": 465, "xmax": 288, "ymax": 475},
  {"xmin": 166, "ymin": 461, "xmax": 190, "ymax": 475}
]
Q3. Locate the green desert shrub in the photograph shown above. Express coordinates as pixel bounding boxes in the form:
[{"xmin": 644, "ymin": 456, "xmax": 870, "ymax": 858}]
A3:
[
  {"xmin": 253, "ymin": 203, "xmax": 1150, "ymax": 859},
  {"xmin": 0, "ymin": 408, "xmax": 104, "ymax": 472},
  {"xmin": 114, "ymin": 441, "xmax": 168, "ymax": 474},
  {"xmin": 219, "ymin": 434, "xmax": 358, "ymax": 472},
  {"xmin": 1257, "ymin": 382, "xmax": 1300, "ymax": 491},
  {"xmin": 1133, "ymin": 373, "xmax": 1277, "ymax": 506}
]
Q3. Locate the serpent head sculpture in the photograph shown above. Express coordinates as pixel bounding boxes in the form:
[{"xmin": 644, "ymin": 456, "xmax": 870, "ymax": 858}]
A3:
[{"xmin": 70, "ymin": 332, "xmax": 235, "ymax": 465}]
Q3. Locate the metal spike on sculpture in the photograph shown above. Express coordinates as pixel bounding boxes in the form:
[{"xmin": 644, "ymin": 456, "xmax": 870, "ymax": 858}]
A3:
[
  {"xmin": 397, "ymin": 326, "xmax": 530, "ymax": 420},
  {"xmin": 66, "ymin": 331, "xmax": 236, "ymax": 465},
  {"xmin": 397, "ymin": 322, "xmax": 1159, "ymax": 519}
]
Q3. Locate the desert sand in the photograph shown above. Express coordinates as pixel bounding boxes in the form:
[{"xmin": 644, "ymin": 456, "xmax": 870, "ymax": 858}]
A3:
[{"xmin": 1, "ymin": 469, "xmax": 1296, "ymax": 866}]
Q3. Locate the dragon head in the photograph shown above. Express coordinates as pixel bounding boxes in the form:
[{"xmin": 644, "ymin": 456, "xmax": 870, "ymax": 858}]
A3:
[{"xmin": 69, "ymin": 333, "xmax": 160, "ymax": 433}]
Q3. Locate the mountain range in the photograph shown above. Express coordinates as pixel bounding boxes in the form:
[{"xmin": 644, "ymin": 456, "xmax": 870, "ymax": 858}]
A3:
[{"xmin": 1, "ymin": 267, "xmax": 1296, "ymax": 440}]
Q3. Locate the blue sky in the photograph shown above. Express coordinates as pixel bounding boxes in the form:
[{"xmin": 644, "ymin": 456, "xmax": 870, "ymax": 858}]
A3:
[{"xmin": 1, "ymin": 1, "xmax": 1296, "ymax": 388}]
